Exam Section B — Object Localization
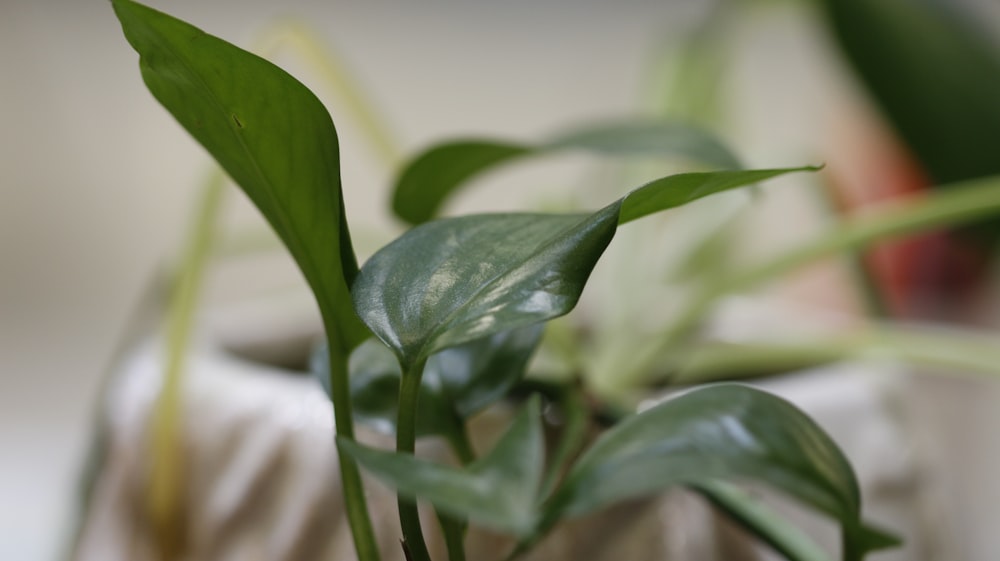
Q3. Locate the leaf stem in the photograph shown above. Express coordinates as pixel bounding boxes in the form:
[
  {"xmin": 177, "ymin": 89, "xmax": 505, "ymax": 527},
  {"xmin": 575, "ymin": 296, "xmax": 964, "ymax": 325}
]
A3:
[
  {"xmin": 397, "ymin": 357, "xmax": 433, "ymax": 561},
  {"xmin": 447, "ymin": 425, "xmax": 477, "ymax": 466},
  {"xmin": 323, "ymin": 330, "xmax": 382, "ymax": 561},
  {"xmin": 842, "ymin": 527, "xmax": 862, "ymax": 561},
  {"xmin": 439, "ymin": 424, "xmax": 474, "ymax": 561},
  {"xmin": 538, "ymin": 389, "xmax": 588, "ymax": 499}
]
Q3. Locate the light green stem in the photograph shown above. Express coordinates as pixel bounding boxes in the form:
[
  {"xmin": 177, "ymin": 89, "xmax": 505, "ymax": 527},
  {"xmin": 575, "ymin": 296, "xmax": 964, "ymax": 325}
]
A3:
[
  {"xmin": 620, "ymin": 175, "xmax": 1000, "ymax": 386},
  {"xmin": 323, "ymin": 326, "xmax": 381, "ymax": 561},
  {"xmin": 670, "ymin": 324, "xmax": 1000, "ymax": 385},
  {"xmin": 397, "ymin": 358, "xmax": 432, "ymax": 561},
  {"xmin": 254, "ymin": 20, "xmax": 403, "ymax": 169},
  {"xmin": 148, "ymin": 169, "xmax": 225, "ymax": 560}
]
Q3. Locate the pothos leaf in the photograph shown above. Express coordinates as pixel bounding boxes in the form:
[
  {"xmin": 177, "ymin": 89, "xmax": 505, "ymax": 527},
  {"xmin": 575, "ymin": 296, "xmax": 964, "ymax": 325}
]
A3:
[
  {"xmin": 338, "ymin": 397, "xmax": 545, "ymax": 536},
  {"xmin": 354, "ymin": 167, "xmax": 812, "ymax": 367},
  {"xmin": 544, "ymin": 384, "xmax": 896, "ymax": 559},
  {"xmin": 112, "ymin": 0, "xmax": 367, "ymax": 353},
  {"xmin": 392, "ymin": 120, "xmax": 744, "ymax": 224}
]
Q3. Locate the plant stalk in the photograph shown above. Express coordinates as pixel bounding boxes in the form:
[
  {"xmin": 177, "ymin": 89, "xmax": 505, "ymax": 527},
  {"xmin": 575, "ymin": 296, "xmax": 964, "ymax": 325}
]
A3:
[
  {"xmin": 439, "ymin": 424, "xmax": 474, "ymax": 561},
  {"xmin": 397, "ymin": 358, "xmax": 433, "ymax": 561},
  {"xmin": 324, "ymin": 326, "xmax": 381, "ymax": 561}
]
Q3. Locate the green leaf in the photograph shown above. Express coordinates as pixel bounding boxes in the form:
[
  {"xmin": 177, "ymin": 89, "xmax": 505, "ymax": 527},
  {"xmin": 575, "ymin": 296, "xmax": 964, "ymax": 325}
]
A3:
[
  {"xmin": 312, "ymin": 326, "xmax": 543, "ymax": 438},
  {"xmin": 112, "ymin": 0, "xmax": 367, "ymax": 352},
  {"xmin": 692, "ymin": 481, "xmax": 833, "ymax": 561},
  {"xmin": 353, "ymin": 206, "xmax": 620, "ymax": 366},
  {"xmin": 338, "ymin": 397, "xmax": 545, "ymax": 536},
  {"xmin": 545, "ymin": 384, "xmax": 895, "ymax": 558},
  {"xmin": 356, "ymin": 167, "xmax": 812, "ymax": 366},
  {"xmin": 393, "ymin": 120, "xmax": 744, "ymax": 224},
  {"xmin": 429, "ymin": 323, "xmax": 544, "ymax": 418},
  {"xmin": 619, "ymin": 167, "xmax": 818, "ymax": 224}
]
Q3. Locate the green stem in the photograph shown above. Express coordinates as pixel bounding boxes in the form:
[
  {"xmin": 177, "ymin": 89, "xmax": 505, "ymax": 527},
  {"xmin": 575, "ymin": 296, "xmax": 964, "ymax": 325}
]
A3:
[
  {"xmin": 397, "ymin": 358, "xmax": 432, "ymax": 561},
  {"xmin": 842, "ymin": 528, "xmax": 862, "ymax": 561},
  {"xmin": 538, "ymin": 389, "xmax": 588, "ymax": 499},
  {"xmin": 323, "ymin": 329, "xmax": 381, "ymax": 561},
  {"xmin": 438, "ymin": 424, "xmax": 474, "ymax": 561},
  {"xmin": 436, "ymin": 513, "xmax": 467, "ymax": 561},
  {"xmin": 447, "ymin": 425, "xmax": 476, "ymax": 466}
]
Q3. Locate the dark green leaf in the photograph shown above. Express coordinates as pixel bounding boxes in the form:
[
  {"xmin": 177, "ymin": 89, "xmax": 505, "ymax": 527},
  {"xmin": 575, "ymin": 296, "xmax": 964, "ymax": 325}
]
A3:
[
  {"xmin": 357, "ymin": 167, "xmax": 811, "ymax": 366},
  {"xmin": 546, "ymin": 384, "xmax": 895, "ymax": 557},
  {"xmin": 429, "ymin": 324, "xmax": 544, "ymax": 418},
  {"xmin": 393, "ymin": 121, "xmax": 743, "ymax": 224},
  {"xmin": 338, "ymin": 397, "xmax": 545, "ymax": 536},
  {"xmin": 312, "ymin": 326, "xmax": 543, "ymax": 438},
  {"xmin": 112, "ymin": 0, "xmax": 367, "ymax": 353}
]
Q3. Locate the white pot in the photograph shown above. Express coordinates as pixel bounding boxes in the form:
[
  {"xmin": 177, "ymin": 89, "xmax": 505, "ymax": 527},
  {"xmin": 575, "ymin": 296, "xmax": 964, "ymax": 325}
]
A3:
[{"xmin": 69, "ymin": 295, "xmax": 999, "ymax": 561}]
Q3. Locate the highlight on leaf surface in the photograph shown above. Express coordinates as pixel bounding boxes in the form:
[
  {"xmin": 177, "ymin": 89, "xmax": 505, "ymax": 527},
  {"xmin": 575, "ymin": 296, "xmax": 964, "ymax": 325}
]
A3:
[{"xmin": 354, "ymin": 167, "xmax": 814, "ymax": 367}]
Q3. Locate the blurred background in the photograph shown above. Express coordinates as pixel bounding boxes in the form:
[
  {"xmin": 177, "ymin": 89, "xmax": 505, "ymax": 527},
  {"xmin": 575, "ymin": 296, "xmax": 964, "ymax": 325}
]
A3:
[{"xmin": 3, "ymin": 0, "xmax": 1000, "ymax": 559}]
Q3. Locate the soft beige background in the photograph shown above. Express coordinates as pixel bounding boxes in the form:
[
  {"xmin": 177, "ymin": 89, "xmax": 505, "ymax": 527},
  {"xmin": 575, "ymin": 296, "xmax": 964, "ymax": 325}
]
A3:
[{"xmin": 2, "ymin": 1, "xmax": 998, "ymax": 560}]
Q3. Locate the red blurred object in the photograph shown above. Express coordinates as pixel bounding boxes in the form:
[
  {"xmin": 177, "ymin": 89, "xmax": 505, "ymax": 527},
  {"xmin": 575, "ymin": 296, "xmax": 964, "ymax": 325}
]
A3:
[{"xmin": 826, "ymin": 116, "xmax": 988, "ymax": 321}]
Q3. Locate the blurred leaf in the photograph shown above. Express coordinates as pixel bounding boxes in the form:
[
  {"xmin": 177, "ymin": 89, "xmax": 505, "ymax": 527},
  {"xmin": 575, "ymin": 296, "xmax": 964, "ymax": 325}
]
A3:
[
  {"xmin": 693, "ymin": 481, "xmax": 833, "ymax": 561},
  {"xmin": 339, "ymin": 397, "xmax": 545, "ymax": 536},
  {"xmin": 545, "ymin": 385, "xmax": 894, "ymax": 558},
  {"xmin": 312, "ymin": 326, "xmax": 543, "ymax": 438},
  {"xmin": 393, "ymin": 120, "xmax": 743, "ymax": 224},
  {"xmin": 357, "ymin": 168, "xmax": 812, "ymax": 366},
  {"xmin": 819, "ymin": 0, "xmax": 1000, "ymax": 205},
  {"xmin": 430, "ymin": 323, "xmax": 544, "ymax": 418},
  {"xmin": 112, "ymin": 0, "xmax": 367, "ymax": 353}
]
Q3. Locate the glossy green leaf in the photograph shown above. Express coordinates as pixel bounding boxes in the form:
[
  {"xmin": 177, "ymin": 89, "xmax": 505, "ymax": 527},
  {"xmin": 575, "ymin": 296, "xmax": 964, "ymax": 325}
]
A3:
[
  {"xmin": 112, "ymin": 0, "xmax": 367, "ymax": 352},
  {"xmin": 545, "ymin": 385, "xmax": 894, "ymax": 558},
  {"xmin": 312, "ymin": 326, "xmax": 543, "ymax": 438},
  {"xmin": 356, "ymin": 167, "xmax": 811, "ymax": 366},
  {"xmin": 338, "ymin": 397, "xmax": 545, "ymax": 536},
  {"xmin": 393, "ymin": 120, "xmax": 743, "ymax": 224},
  {"xmin": 354, "ymin": 206, "xmax": 620, "ymax": 366}
]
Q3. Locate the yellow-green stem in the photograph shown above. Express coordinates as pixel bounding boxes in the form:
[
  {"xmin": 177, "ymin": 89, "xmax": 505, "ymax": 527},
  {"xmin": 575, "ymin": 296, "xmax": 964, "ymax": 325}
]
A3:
[
  {"xmin": 148, "ymin": 169, "xmax": 225, "ymax": 560},
  {"xmin": 254, "ymin": 20, "xmax": 403, "ymax": 169},
  {"xmin": 619, "ymin": 175, "xmax": 1000, "ymax": 387}
]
